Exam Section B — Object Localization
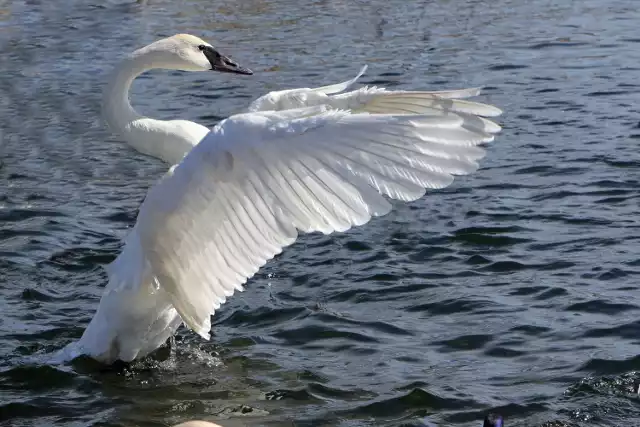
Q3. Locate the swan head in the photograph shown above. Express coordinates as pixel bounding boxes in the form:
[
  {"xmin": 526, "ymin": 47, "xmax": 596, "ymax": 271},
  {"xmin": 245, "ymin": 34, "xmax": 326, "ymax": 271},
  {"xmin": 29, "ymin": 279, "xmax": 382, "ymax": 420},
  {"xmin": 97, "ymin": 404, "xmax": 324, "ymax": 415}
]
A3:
[{"xmin": 133, "ymin": 34, "xmax": 253, "ymax": 75}]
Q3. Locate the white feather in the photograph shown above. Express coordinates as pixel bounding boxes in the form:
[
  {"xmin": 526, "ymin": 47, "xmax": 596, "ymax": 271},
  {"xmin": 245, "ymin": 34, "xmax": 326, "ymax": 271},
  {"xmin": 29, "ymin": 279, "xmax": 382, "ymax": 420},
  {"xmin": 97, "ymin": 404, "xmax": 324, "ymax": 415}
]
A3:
[
  {"xmin": 247, "ymin": 65, "xmax": 368, "ymax": 112},
  {"xmin": 134, "ymin": 107, "xmax": 498, "ymax": 337}
]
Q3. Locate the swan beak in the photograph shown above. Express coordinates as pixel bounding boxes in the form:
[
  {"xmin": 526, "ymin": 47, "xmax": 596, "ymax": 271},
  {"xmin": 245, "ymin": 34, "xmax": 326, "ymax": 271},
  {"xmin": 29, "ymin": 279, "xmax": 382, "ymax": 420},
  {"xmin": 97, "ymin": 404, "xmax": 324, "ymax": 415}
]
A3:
[{"xmin": 203, "ymin": 46, "xmax": 253, "ymax": 75}]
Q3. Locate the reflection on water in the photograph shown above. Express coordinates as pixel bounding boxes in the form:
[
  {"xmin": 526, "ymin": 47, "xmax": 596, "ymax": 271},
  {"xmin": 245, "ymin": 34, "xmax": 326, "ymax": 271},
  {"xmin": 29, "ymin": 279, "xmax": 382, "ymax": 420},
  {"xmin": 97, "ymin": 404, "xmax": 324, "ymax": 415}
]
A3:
[{"xmin": 2, "ymin": 0, "xmax": 640, "ymax": 426}]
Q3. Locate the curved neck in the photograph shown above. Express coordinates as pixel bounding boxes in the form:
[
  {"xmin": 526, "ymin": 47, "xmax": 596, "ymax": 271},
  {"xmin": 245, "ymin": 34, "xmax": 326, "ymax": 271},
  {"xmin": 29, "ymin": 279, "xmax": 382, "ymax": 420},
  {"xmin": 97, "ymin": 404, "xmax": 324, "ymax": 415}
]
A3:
[
  {"xmin": 103, "ymin": 54, "xmax": 145, "ymax": 134},
  {"xmin": 102, "ymin": 51, "xmax": 209, "ymax": 164}
]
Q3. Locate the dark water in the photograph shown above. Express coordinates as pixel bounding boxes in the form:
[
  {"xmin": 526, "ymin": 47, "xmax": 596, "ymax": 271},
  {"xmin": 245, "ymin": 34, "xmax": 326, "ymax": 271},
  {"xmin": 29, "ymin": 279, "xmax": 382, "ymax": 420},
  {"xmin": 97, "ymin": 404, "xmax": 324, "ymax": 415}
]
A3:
[{"xmin": 2, "ymin": 0, "xmax": 640, "ymax": 426}]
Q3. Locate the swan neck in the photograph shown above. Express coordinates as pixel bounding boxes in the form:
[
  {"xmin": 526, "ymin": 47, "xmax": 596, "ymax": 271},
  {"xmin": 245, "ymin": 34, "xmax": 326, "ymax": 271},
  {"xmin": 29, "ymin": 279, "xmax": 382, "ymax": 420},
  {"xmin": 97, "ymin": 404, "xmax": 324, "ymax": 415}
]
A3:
[
  {"xmin": 102, "ymin": 54, "xmax": 147, "ymax": 134},
  {"xmin": 102, "ymin": 50, "xmax": 209, "ymax": 164}
]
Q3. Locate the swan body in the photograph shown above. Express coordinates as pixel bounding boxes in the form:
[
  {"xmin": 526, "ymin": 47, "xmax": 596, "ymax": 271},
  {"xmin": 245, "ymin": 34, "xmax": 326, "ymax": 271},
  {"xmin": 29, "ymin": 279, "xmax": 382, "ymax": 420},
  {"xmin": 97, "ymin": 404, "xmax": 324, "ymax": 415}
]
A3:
[{"xmin": 73, "ymin": 34, "xmax": 503, "ymax": 363}]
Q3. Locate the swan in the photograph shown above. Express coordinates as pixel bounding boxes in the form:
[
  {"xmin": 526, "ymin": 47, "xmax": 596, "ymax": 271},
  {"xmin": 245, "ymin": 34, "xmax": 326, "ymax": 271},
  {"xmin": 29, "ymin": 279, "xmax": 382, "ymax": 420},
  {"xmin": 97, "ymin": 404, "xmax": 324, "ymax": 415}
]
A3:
[
  {"xmin": 100, "ymin": 33, "xmax": 367, "ymax": 166},
  {"xmin": 70, "ymin": 34, "xmax": 503, "ymax": 363}
]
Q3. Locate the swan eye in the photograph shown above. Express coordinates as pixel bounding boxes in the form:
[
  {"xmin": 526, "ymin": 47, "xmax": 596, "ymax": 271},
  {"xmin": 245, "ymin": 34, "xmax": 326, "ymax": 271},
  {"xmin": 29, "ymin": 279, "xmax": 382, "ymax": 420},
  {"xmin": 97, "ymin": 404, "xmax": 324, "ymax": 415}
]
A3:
[{"xmin": 197, "ymin": 44, "xmax": 206, "ymax": 51}]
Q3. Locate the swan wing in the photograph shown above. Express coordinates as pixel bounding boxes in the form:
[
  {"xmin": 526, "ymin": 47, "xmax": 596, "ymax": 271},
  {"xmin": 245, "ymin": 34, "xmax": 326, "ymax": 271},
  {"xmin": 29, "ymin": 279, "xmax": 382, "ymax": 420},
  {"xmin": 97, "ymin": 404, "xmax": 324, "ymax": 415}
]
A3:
[
  {"xmin": 327, "ymin": 86, "xmax": 503, "ymax": 133},
  {"xmin": 306, "ymin": 64, "xmax": 368, "ymax": 95},
  {"xmin": 134, "ymin": 104, "xmax": 501, "ymax": 338},
  {"xmin": 246, "ymin": 65, "xmax": 367, "ymax": 112}
]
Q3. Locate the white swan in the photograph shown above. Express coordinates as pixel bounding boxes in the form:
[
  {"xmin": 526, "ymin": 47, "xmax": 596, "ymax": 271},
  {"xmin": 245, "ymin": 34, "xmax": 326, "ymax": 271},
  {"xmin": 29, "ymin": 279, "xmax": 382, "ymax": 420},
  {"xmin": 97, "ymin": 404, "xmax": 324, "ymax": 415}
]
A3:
[{"xmin": 72, "ymin": 34, "xmax": 503, "ymax": 363}]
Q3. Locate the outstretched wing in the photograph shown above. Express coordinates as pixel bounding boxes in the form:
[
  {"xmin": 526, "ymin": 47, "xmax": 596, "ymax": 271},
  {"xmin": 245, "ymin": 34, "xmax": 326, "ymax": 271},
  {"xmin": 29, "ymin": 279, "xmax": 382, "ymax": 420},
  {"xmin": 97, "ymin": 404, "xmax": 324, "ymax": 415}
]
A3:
[
  {"xmin": 134, "ymin": 103, "xmax": 502, "ymax": 338},
  {"xmin": 247, "ymin": 65, "xmax": 368, "ymax": 112},
  {"xmin": 324, "ymin": 86, "xmax": 503, "ymax": 136},
  {"xmin": 246, "ymin": 66, "xmax": 501, "ymax": 136}
]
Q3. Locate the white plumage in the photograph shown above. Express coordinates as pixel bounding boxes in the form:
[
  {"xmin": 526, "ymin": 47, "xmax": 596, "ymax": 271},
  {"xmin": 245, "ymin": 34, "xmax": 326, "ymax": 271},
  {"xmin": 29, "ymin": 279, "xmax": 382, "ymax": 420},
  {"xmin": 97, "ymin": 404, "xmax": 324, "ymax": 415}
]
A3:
[{"xmin": 70, "ymin": 34, "xmax": 502, "ymax": 363}]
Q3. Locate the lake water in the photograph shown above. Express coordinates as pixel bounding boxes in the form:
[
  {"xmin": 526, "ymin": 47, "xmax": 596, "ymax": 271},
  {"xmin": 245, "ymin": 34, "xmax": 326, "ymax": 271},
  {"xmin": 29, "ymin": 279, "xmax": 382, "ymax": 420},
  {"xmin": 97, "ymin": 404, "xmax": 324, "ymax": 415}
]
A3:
[{"xmin": 2, "ymin": 0, "xmax": 640, "ymax": 426}]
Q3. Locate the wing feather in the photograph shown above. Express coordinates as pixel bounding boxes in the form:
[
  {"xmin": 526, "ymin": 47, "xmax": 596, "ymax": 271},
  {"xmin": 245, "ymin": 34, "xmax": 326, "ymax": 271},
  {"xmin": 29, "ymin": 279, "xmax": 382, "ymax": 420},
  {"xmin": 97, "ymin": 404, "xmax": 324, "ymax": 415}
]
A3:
[
  {"xmin": 134, "ymin": 106, "xmax": 501, "ymax": 337},
  {"xmin": 247, "ymin": 66, "xmax": 368, "ymax": 112},
  {"xmin": 335, "ymin": 89, "xmax": 503, "ymax": 119},
  {"xmin": 308, "ymin": 65, "xmax": 368, "ymax": 95}
]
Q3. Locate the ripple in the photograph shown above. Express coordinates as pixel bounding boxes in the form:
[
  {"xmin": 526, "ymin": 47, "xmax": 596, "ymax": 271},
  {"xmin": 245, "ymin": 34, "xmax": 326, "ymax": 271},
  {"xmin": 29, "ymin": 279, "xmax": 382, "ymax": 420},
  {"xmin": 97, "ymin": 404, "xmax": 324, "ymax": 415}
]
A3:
[
  {"xmin": 46, "ymin": 247, "xmax": 115, "ymax": 272},
  {"xmin": 481, "ymin": 260, "xmax": 530, "ymax": 273},
  {"xmin": 450, "ymin": 226, "xmax": 532, "ymax": 247},
  {"xmin": 489, "ymin": 64, "xmax": 529, "ymax": 71},
  {"xmin": 328, "ymin": 282, "xmax": 438, "ymax": 303},
  {"xmin": 6, "ymin": 327, "xmax": 81, "ymax": 342},
  {"xmin": 595, "ymin": 268, "xmax": 633, "ymax": 281},
  {"xmin": 0, "ymin": 365, "xmax": 76, "ymax": 391},
  {"xmin": 566, "ymin": 300, "xmax": 638, "ymax": 315},
  {"xmin": 581, "ymin": 321, "xmax": 640, "ymax": 340},
  {"xmin": 435, "ymin": 334, "xmax": 493, "ymax": 352},
  {"xmin": 0, "ymin": 208, "xmax": 67, "ymax": 222},
  {"xmin": 0, "ymin": 401, "xmax": 74, "ymax": 421},
  {"xmin": 586, "ymin": 90, "xmax": 631, "ymax": 97},
  {"xmin": 264, "ymin": 388, "xmax": 321, "ymax": 402},
  {"xmin": 20, "ymin": 288, "xmax": 67, "ymax": 302},
  {"xmin": 313, "ymin": 312, "xmax": 414, "ymax": 337},
  {"xmin": 406, "ymin": 298, "xmax": 494, "ymax": 315},
  {"xmin": 535, "ymin": 288, "xmax": 569, "ymax": 300},
  {"xmin": 509, "ymin": 325, "xmax": 552, "ymax": 336},
  {"xmin": 217, "ymin": 306, "xmax": 309, "ymax": 329},
  {"xmin": 269, "ymin": 382, "xmax": 378, "ymax": 401},
  {"xmin": 408, "ymin": 245, "xmax": 455, "ymax": 261},
  {"xmin": 341, "ymin": 387, "xmax": 480, "ymax": 418},
  {"xmin": 272, "ymin": 324, "xmax": 380, "ymax": 346},
  {"xmin": 350, "ymin": 272, "xmax": 399, "ymax": 282},
  {"xmin": 529, "ymin": 41, "xmax": 590, "ymax": 49},
  {"xmin": 484, "ymin": 346, "xmax": 526, "ymax": 358}
]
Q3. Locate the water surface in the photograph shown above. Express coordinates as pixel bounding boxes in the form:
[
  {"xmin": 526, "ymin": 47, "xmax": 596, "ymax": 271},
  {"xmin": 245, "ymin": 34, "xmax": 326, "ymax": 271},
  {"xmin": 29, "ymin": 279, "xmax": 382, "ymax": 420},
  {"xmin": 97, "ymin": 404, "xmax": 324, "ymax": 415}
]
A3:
[{"xmin": 2, "ymin": 0, "xmax": 640, "ymax": 426}]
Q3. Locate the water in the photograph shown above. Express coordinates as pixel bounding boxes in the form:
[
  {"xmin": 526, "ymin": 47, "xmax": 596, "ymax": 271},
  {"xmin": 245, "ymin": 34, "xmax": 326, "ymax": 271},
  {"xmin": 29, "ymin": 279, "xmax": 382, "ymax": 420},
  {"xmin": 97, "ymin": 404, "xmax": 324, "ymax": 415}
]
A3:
[{"xmin": 1, "ymin": 0, "xmax": 640, "ymax": 426}]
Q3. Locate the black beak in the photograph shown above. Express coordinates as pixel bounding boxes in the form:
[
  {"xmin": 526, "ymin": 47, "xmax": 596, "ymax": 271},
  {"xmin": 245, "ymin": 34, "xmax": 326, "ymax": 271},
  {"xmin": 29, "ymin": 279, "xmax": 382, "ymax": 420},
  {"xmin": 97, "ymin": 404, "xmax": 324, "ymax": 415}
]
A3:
[{"xmin": 202, "ymin": 46, "xmax": 253, "ymax": 75}]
